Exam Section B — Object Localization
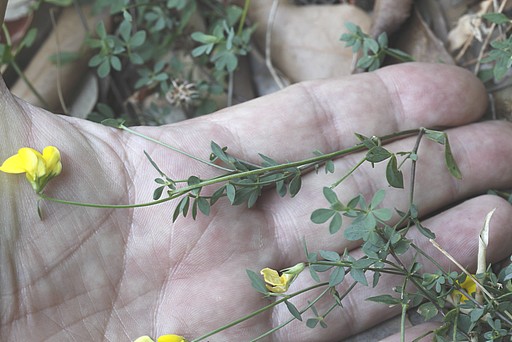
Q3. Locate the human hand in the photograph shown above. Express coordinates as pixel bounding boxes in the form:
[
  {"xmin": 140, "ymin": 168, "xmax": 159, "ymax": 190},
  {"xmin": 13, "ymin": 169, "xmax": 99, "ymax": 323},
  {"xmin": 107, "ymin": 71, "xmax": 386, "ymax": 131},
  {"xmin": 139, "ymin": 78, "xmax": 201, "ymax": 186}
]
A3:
[{"xmin": 2, "ymin": 63, "xmax": 512, "ymax": 341}]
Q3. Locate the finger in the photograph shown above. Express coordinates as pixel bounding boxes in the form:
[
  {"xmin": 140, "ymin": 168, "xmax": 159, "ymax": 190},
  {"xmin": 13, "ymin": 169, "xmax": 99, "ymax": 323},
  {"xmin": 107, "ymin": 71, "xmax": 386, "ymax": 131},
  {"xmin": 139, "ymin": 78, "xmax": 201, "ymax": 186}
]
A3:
[
  {"xmin": 273, "ymin": 195, "xmax": 512, "ymax": 341},
  {"xmin": 269, "ymin": 120, "xmax": 512, "ymax": 261},
  {"xmin": 379, "ymin": 323, "xmax": 441, "ymax": 342},
  {"xmin": 142, "ymin": 63, "xmax": 486, "ymax": 164}
]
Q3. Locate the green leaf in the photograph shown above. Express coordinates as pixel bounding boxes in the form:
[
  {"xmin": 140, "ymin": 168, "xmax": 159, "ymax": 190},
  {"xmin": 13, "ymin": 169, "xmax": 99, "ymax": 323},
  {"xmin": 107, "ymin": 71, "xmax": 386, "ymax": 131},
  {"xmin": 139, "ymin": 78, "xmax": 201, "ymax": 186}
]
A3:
[
  {"xmin": 424, "ymin": 129, "xmax": 445, "ymax": 144},
  {"xmin": 344, "ymin": 22, "xmax": 359, "ymax": 34},
  {"xmin": 246, "ymin": 269, "xmax": 268, "ymax": 294},
  {"xmin": 97, "ymin": 59, "xmax": 111, "ymax": 78},
  {"xmin": 366, "ymin": 146, "xmax": 391, "ymax": 163},
  {"xmin": 310, "ymin": 208, "xmax": 335, "ymax": 224},
  {"xmin": 110, "ymin": 56, "xmax": 122, "ymax": 71},
  {"xmin": 284, "ymin": 300, "xmax": 302, "ymax": 321},
  {"xmin": 95, "ymin": 21, "xmax": 107, "ymax": 39},
  {"xmin": 179, "ymin": 196, "xmax": 190, "ymax": 217},
  {"xmin": 386, "ymin": 155, "xmax": 404, "ymax": 188},
  {"xmin": 417, "ymin": 302, "xmax": 438, "ymax": 321},
  {"xmin": 20, "ymin": 28, "xmax": 37, "ymax": 48},
  {"xmin": 444, "ymin": 136, "xmax": 462, "ymax": 179},
  {"xmin": 329, "ymin": 212, "xmax": 343, "ymax": 234},
  {"xmin": 118, "ymin": 19, "xmax": 131, "ymax": 42},
  {"xmin": 325, "ymin": 160, "xmax": 335, "ymax": 173},
  {"xmin": 373, "ymin": 208, "xmax": 392, "ymax": 221},
  {"xmin": 366, "ymin": 294, "xmax": 400, "ymax": 305},
  {"xmin": 101, "ymin": 119, "xmax": 125, "ymax": 128},
  {"xmin": 352, "ymin": 258, "xmax": 375, "ymax": 269},
  {"xmin": 197, "ymin": 197, "xmax": 210, "ymax": 216},
  {"xmin": 370, "ymin": 189, "xmax": 386, "ymax": 208},
  {"xmin": 329, "ymin": 266, "xmax": 345, "ymax": 287},
  {"xmin": 350, "ymin": 267, "xmax": 368, "ymax": 286},
  {"xmin": 323, "ymin": 187, "xmax": 339, "ymax": 205},
  {"xmin": 364, "ymin": 37, "xmax": 379, "ymax": 54},
  {"xmin": 226, "ymin": 5, "xmax": 243, "ymax": 26},
  {"xmin": 153, "ymin": 186, "xmax": 165, "ymax": 200},
  {"xmin": 289, "ymin": 173, "xmax": 302, "ymax": 197},
  {"xmin": 210, "ymin": 141, "xmax": 232, "ymax": 166},
  {"xmin": 309, "ymin": 267, "xmax": 321, "ymax": 282},
  {"xmin": 192, "ymin": 44, "xmax": 212, "ymax": 57},
  {"xmin": 191, "ymin": 32, "xmax": 219, "ymax": 44},
  {"xmin": 143, "ymin": 151, "xmax": 166, "ymax": 177},
  {"xmin": 377, "ymin": 32, "xmax": 388, "ymax": 47},
  {"xmin": 129, "ymin": 30, "xmax": 146, "ymax": 47},
  {"xmin": 415, "ymin": 220, "xmax": 436, "ymax": 239},
  {"xmin": 88, "ymin": 54, "xmax": 104, "ymax": 67},
  {"xmin": 259, "ymin": 153, "xmax": 278, "ymax": 166},
  {"xmin": 483, "ymin": 13, "xmax": 510, "ymax": 25},
  {"xmin": 385, "ymin": 48, "xmax": 414, "ymax": 62},
  {"xmin": 210, "ymin": 186, "xmax": 226, "ymax": 206},
  {"xmin": 470, "ymin": 308, "xmax": 485, "ymax": 322},
  {"xmin": 319, "ymin": 250, "xmax": 340, "ymax": 262},
  {"xmin": 344, "ymin": 217, "xmax": 373, "ymax": 241},
  {"xmin": 306, "ymin": 318, "xmax": 319, "ymax": 328}
]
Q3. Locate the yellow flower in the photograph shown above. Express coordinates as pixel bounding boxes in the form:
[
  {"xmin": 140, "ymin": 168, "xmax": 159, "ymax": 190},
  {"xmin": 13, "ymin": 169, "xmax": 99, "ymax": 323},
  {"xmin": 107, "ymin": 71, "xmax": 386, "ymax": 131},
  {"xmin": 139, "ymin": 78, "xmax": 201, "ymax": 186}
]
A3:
[
  {"xmin": 261, "ymin": 263, "xmax": 305, "ymax": 294},
  {"xmin": 0, "ymin": 146, "xmax": 62, "ymax": 193},
  {"xmin": 134, "ymin": 337, "xmax": 155, "ymax": 342},
  {"xmin": 157, "ymin": 335, "xmax": 188, "ymax": 342},
  {"xmin": 451, "ymin": 275, "xmax": 477, "ymax": 303},
  {"xmin": 133, "ymin": 335, "xmax": 188, "ymax": 342}
]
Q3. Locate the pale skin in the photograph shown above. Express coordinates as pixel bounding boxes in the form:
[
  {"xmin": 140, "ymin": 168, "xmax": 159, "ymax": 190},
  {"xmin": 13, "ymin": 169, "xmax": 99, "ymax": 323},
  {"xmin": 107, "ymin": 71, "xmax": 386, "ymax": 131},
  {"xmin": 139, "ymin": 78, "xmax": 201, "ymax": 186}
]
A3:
[{"xmin": 2, "ymin": 63, "xmax": 512, "ymax": 341}]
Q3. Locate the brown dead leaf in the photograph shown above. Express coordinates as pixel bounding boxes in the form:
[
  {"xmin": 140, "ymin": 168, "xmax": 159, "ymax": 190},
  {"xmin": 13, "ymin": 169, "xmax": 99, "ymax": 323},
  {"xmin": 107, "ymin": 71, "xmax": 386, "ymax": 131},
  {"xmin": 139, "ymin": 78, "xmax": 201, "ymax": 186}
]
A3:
[
  {"xmin": 249, "ymin": 2, "xmax": 371, "ymax": 82},
  {"xmin": 393, "ymin": 8, "xmax": 454, "ymax": 65},
  {"xmin": 11, "ymin": 5, "xmax": 109, "ymax": 113},
  {"xmin": 371, "ymin": 0, "xmax": 413, "ymax": 38},
  {"xmin": 447, "ymin": 0, "xmax": 492, "ymax": 52}
]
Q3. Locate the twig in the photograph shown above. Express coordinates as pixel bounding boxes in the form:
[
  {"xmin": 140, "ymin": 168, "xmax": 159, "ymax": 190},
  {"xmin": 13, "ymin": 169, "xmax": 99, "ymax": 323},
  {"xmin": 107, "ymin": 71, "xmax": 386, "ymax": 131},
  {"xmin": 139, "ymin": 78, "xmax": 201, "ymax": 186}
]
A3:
[{"xmin": 429, "ymin": 238, "xmax": 494, "ymax": 300}]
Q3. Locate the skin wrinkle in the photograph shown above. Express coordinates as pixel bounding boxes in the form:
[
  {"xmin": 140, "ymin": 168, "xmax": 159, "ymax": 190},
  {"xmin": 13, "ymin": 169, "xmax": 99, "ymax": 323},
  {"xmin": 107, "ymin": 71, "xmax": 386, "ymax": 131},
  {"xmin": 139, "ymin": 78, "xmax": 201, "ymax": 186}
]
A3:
[
  {"xmin": 295, "ymin": 81, "xmax": 342, "ymax": 154},
  {"xmin": 374, "ymin": 70, "xmax": 406, "ymax": 130},
  {"xmin": 13, "ymin": 209, "xmax": 116, "ymax": 299}
]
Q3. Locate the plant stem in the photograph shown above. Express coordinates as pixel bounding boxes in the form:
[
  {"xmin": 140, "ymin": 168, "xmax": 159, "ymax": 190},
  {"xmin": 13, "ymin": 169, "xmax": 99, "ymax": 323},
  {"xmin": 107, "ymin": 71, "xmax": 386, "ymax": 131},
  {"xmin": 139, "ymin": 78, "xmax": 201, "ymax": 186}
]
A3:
[
  {"xmin": 1, "ymin": 24, "xmax": 50, "ymax": 108},
  {"xmin": 250, "ymin": 286, "xmax": 332, "ymax": 341},
  {"xmin": 237, "ymin": 0, "xmax": 251, "ymax": 36},
  {"xmin": 39, "ymin": 192, "xmax": 176, "ymax": 209},
  {"xmin": 191, "ymin": 282, "xmax": 328, "ymax": 342},
  {"xmin": 330, "ymin": 156, "xmax": 365, "ymax": 189},
  {"xmin": 120, "ymin": 124, "xmax": 234, "ymax": 172},
  {"xmin": 40, "ymin": 129, "xmax": 420, "ymax": 210}
]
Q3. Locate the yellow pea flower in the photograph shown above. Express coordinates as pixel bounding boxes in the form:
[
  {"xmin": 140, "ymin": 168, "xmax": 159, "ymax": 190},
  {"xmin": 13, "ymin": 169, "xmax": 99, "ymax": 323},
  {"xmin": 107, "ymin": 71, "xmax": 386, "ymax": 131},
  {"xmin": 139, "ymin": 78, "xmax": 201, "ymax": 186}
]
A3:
[
  {"xmin": 134, "ymin": 334, "xmax": 188, "ymax": 342},
  {"xmin": 0, "ymin": 146, "xmax": 62, "ymax": 193},
  {"xmin": 261, "ymin": 263, "xmax": 305, "ymax": 294},
  {"xmin": 451, "ymin": 275, "xmax": 477, "ymax": 303},
  {"xmin": 134, "ymin": 337, "xmax": 155, "ymax": 342},
  {"xmin": 157, "ymin": 334, "xmax": 188, "ymax": 342}
]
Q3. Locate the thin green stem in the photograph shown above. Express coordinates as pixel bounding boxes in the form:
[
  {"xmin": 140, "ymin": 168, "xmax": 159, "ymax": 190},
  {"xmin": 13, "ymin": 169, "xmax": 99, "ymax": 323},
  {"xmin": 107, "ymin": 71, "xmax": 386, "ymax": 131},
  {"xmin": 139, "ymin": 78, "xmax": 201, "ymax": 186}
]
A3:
[
  {"xmin": 39, "ymin": 192, "xmax": 176, "ymax": 209},
  {"xmin": 237, "ymin": 0, "xmax": 251, "ymax": 36},
  {"xmin": 119, "ymin": 124, "xmax": 234, "ymax": 172},
  {"xmin": 400, "ymin": 301, "xmax": 408, "ymax": 342},
  {"xmin": 330, "ymin": 156, "xmax": 365, "ymax": 189},
  {"xmin": 2, "ymin": 24, "xmax": 50, "ymax": 108},
  {"xmin": 191, "ymin": 282, "xmax": 328, "ymax": 342},
  {"xmin": 40, "ymin": 129, "xmax": 420, "ymax": 210},
  {"xmin": 250, "ymin": 286, "xmax": 332, "ymax": 341}
]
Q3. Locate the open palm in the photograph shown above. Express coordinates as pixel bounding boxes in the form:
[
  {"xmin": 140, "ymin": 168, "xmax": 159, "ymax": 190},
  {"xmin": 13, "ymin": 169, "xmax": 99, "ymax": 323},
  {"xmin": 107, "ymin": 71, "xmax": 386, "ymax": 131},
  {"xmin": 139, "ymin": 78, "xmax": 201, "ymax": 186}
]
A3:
[{"xmin": 2, "ymin": 63, "xmax": 512, "ymax": 341}]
